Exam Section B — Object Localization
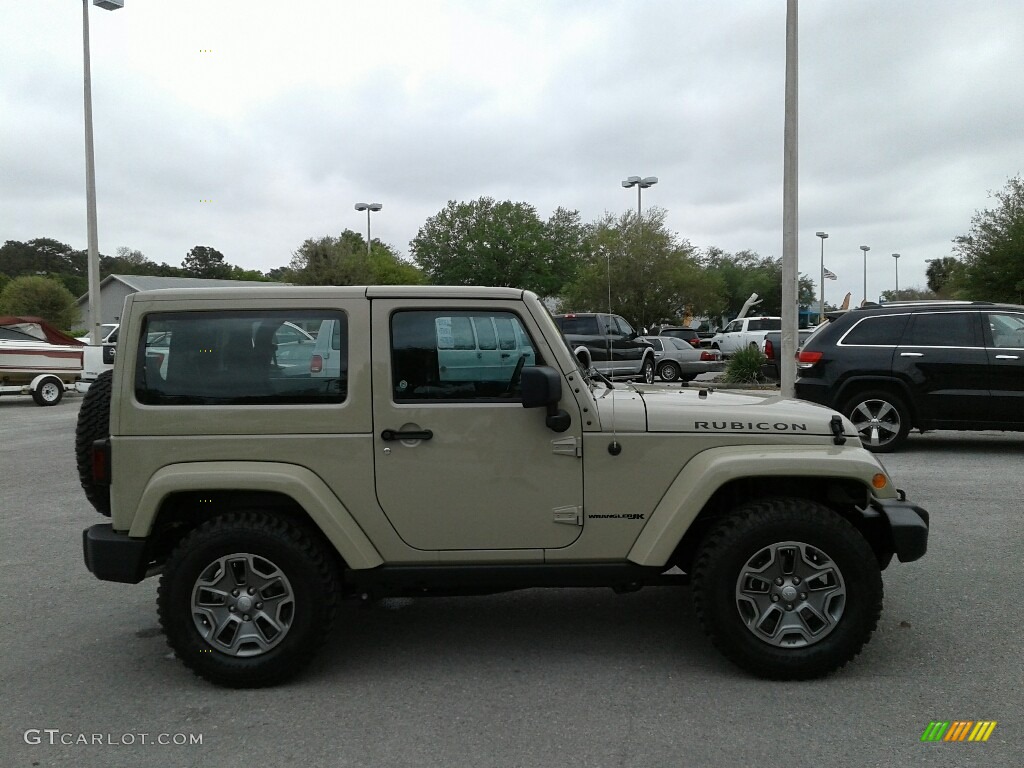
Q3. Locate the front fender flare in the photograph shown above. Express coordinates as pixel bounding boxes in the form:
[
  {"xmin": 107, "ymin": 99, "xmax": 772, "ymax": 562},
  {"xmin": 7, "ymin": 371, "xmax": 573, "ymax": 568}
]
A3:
[
  {"xmin": 128, "ymin": 461, "xmax": 383, "ymax": 570},
  {"xmin": 627, "ymin": 445, "xmax": 893, "ymax": 567}
]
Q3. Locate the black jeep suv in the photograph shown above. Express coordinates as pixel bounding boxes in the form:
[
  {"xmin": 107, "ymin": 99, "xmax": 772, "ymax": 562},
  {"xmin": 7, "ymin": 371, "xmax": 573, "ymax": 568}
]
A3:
[{"xmin": 794, "ymin": 301, "xmax": 1024, "ymax": 452}]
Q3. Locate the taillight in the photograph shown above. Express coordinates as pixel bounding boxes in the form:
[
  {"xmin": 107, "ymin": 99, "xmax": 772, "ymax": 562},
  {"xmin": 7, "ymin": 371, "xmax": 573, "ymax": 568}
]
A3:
[
  {"xmin": 310, "ymin": 354, "xmax": 323, "ymax": 373},
  {"xmin": 796, "ymin": 350, "xmax": 823, "ymax": 368},
  {"xmin": 689, "ymin": 338, "xmax": 700, "ymax": 347},
  {"xmin": 764, "ymin": 339, "xmax": 775, "ymax": 358},
  {"xmin": 700, "ymin": 350, "xmax": 717, "ymax": 361},
  {"xmin": 91, "ymin": 439, "xmax": 111, "ymax": 485}
]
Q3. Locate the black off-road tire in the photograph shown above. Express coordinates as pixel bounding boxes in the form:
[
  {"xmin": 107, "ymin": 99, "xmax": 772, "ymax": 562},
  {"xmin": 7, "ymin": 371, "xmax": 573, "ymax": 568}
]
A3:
[
  {"xmin": 692, "ymin": 498, "xmax": 883, "ymax": 680},
  {"xmin": 841, "ymin": 389, "xmax": 911, "ymax": 453},
  {"xmin": 658, "ymin": 361, "xmax": 681, "ymax": 382},
  {"xmin": 157, "ymin": 511, "xmax": 341, "ymax": 688},
  {"xmin": 33, "ymin": 376, "xmax": 64, "ymax": 406},
  {"xmin": 75, "ymin": 369, "xmax": 113, "ymax": 515}
]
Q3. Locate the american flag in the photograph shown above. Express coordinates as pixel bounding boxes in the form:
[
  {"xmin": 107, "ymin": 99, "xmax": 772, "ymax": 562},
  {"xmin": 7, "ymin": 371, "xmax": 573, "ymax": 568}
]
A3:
[{"xmin": 823, "ymin": 267, "xmax": 838, "ymax": 280}]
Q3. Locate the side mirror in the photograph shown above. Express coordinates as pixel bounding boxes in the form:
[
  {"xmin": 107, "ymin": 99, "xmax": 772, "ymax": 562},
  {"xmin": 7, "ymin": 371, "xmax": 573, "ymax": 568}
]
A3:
[
  {"xmin": 573, "ymin": 345, "xmax": 592, "ymax": 369},
  {"xmin": 520, "ymin": 366, "xmax": 571, "ymax": 433}
]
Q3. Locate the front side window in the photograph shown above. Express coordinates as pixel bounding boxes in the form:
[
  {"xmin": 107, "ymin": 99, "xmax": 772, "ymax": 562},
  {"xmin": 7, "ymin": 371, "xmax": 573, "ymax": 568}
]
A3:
[
  {"xmin": 392, "ymin": 310, "xmax": 539, "ymax": 402},
  {"xmin": 135, "ymin": 310, "xmax": 347, "ymax": 405}
]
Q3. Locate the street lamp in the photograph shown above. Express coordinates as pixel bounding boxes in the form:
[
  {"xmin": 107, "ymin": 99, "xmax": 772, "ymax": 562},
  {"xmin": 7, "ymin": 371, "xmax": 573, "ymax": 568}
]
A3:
[
  {"xmin": 620, "ymin": 175, "xmax": 657, "ymax": 329},
  {"xmin": 892, "ymin": 253, "xmax": 901, "ymax": 298},
  {"xmin": 83, "ymin": 0, "xmax": 124, "ymax": 344},
  {"xmin": 354, "ymin": 202, "xmax": 382, "ymax": 256},
  {"xmin": 621, "ymin": 176, "xmax": 658, "ymax": 216},
  {"xmin": 816, "ymin": 232, "xmax": 828, "ymax": 324},
  {"xmin": 860, "ymin": 245, "xmax": 870, "ymax": 306}
]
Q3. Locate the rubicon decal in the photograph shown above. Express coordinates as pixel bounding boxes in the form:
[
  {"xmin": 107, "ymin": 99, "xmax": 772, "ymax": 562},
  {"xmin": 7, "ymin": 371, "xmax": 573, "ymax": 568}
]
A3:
[
  {"xmin": 694, "ymin": 421, "xmax": 808, "ymax": 432},
  {"xmin": 920, "ymin": 721, "xmax": 997, "ymax": 742}
]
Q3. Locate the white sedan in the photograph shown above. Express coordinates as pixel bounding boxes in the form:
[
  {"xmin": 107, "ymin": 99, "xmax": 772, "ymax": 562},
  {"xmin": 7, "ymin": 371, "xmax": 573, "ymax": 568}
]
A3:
[{"xmin": 637, "ymin": 336, "xmax": 725, "ymax": 382}]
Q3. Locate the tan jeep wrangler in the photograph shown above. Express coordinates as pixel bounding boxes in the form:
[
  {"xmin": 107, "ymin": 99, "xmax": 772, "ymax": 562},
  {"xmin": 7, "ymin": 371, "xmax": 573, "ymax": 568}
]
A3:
[{"xmin": 77, "ymin": 286, "xmax": 929, "ymax": 688}]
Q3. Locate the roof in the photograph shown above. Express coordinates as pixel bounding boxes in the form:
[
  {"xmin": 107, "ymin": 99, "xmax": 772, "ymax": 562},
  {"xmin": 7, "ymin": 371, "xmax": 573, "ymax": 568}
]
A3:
[{"xmin": 76, "ymin": 274, "xmax": 283, "ymax": 304}]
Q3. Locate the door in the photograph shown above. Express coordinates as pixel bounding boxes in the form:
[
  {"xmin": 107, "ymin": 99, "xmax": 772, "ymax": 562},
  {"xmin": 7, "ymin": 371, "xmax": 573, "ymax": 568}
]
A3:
[
  {"xmin": 371, "ymin": 301, "xmax": 584, "ymax": 552},
  {"xmin": 985, "ymin": 311, "xmax": 1024, "ymax": 426},
  {"xmin": 894, "ymin": 311, "xmax": 988, "ymax": 424}
]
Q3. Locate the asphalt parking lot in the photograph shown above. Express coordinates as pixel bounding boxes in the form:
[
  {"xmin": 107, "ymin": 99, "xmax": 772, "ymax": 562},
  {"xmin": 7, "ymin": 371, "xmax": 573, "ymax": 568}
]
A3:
[{"xmin": 2, "ymin": 391, "xmax": 1022, "ymax": 768}]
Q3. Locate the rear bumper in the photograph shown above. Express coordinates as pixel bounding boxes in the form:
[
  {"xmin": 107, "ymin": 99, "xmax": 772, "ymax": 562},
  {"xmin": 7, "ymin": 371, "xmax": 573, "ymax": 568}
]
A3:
[
  {"xmin": 82, "ymin": 524, "xmax": 149, "ymax": 584},
  {"xmin": 865, "ymin": 496, "xmax": 929, "ymax": 563}
]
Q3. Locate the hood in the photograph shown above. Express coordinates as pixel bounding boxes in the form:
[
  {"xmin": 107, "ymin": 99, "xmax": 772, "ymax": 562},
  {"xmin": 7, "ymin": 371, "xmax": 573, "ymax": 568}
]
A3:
[{"xmin": 596, "ymin": 386, "xmax": 857, "ymax": 440}]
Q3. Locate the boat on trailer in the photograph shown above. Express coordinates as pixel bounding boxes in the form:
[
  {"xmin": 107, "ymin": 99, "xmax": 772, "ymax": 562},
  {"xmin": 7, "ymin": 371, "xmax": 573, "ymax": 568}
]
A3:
[{"xmin": 0, "ymin": 316, "xmax": 85, "ymax": 406}]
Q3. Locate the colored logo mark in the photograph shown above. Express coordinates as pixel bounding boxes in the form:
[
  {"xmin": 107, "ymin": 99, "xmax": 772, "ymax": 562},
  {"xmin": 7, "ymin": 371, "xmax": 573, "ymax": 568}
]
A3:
[{"xmin": 921, "ymin": 721, "xmax": 997, "ymax": 742}]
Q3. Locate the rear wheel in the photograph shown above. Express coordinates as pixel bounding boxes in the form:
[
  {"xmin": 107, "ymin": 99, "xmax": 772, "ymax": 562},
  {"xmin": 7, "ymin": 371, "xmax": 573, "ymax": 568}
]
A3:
[
  {"xmin": 33, "ymin": 376, "xmax": 64, "ymax": 406},
  {"xmin": 692, "ymin": 498, "xmax": 882, "ymax": 680},
  {"xmin": 157, "ymin": 511, "xmax": 340, "ymax": 688},
  {"xmin": 842, "ymin": 390, "xmax": 910, "ymax": 452},
  {"xmin": 75, "ymin": 370, "xmax": 113, "ymax": 515},
  {"xmin": 658, "ymin": 361, "xmax": 681, "ymax": 382}
]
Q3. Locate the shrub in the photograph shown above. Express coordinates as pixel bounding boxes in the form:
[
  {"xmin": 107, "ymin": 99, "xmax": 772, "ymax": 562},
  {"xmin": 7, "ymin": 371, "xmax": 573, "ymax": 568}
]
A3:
[
  {"xmin": 0, "ymin": 275, "xmax": 80, "ymax": 329},
  {"xmin": 722, "ymin": 344, "xmax": 767, "ymax": 384}
]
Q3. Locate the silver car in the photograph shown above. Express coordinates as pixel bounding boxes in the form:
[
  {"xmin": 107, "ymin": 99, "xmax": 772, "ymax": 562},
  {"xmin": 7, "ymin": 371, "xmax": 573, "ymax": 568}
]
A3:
[{"xmin": 637, "ymin": 335, "xmax": 724, "ymax": 382}]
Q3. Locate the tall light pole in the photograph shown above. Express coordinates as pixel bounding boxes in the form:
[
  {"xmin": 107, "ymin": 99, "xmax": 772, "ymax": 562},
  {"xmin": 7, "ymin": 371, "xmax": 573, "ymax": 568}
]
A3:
[
  {"xmin": 83, "ymin": 0, "xmax": 124, "ymax": 344},
  {"xmin": 816, "ymin": 232, "xmax": 828, "ymax": 324},
  {"xmin": 621, "ymin": 176, "xmax": 658, "ymax": 216},
  {"xmin": 354, "ymin": 202, "xmax": 382, "ymax": 256},
  {"xmin": 620, "ymin": 176, "xmax": 658, "ymax": 329},
  {"xmin": 860, "ymin": 245, "xmax": 870, "ymax": 306},
  {"xmin": 892, "ymin": 252, "xmax": 901, "ymax": 298}
]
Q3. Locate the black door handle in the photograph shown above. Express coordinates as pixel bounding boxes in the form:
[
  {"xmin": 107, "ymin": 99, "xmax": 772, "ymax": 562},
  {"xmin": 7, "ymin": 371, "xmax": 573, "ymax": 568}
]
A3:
[{"xmin": 381, "ymin": 429, "xmax": 433, "ymax": 441}]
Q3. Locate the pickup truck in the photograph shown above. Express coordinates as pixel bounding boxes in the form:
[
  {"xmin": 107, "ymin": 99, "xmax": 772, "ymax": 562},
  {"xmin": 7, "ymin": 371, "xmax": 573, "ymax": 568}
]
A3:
[
  {"xmin": 760, "ymin": 328, "xmax": 815, "ymax": 380},
  {"xmin": 552, "ymin": 312, "xmax": 656, "ymax": 383},
  {"xmin": 77, "ymin": 285, "xmax": 928, "ymax": 687},
  {"xmin": 708, "ymin": 316, "xmax": 782, "ymax": 357}
]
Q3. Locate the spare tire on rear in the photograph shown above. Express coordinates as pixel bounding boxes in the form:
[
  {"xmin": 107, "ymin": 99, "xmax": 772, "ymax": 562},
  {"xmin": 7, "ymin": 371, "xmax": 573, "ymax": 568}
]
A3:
[{"xmin": 75, "ymin": 370, "xmax": 113, "ymax": 516}]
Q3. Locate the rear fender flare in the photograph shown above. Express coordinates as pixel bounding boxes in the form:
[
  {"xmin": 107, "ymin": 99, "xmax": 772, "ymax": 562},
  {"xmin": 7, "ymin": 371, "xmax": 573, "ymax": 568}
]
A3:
[{"xmin": 129, "ymin": 461, "xmax": 383, "ymax": 569}]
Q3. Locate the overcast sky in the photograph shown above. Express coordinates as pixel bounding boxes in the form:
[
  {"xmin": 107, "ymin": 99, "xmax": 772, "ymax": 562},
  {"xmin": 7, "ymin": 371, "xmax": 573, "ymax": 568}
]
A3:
[{"xmin": 3, "ymin": 0, "xmax": 1022, "ymax": 305}]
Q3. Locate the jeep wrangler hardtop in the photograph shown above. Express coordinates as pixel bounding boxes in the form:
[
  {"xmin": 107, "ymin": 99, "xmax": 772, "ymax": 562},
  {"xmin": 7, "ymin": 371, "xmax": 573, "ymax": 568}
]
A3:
[{"xmin": 79, "ymin": 285, "xmax": 928, "ymax": 687}]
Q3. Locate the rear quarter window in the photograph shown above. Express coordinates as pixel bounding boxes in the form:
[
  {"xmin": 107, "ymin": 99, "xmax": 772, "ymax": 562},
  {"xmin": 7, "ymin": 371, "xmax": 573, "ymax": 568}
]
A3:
[
  {"xmin": 557, "ymin": 316, "xmax": 599, "ymax": 335},
  {"xmin": 135, "ymin": 310, "xmax": 347, "ymax": 405},
  {"xmin": 839, "ymin": 314, "xmax": 910, "ymax": 346}
]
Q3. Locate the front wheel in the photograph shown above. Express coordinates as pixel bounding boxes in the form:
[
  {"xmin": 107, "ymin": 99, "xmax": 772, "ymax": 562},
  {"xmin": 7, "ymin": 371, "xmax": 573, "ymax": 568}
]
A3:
[
  {"xmin": 33, "ymin": 376, "xmax": 64, "ymax": 406},
  {"xmin": 157, "ymin": 511, "xmax": 340, "ymax": 688},
  {"xmin": 842, "ymin": 390, "xmax": 911, "ymax": 452},
  {"xmin": 658, "ymin": 361, "xmax": 681, "ymax": 382},
  {"xmin": 640, "ymin": 357, "xmax": 655, "ymax": 384},
  {"xmin": 692, "ymin": 498, "xmax": 882, "ymax": 680}
]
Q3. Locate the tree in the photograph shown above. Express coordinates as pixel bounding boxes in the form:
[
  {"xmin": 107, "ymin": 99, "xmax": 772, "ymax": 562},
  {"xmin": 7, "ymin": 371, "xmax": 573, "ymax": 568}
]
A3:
[
  {"xmin": 697, "ymin": 248, "xmax": 816, "ymax": 321},
  {"xmin": 410, "ymin": 198, "xmax": 585, "ymax": 296},
  {"xmin": 952, "ymin": 175, "xmax": 1024, "ymax": 303},
  {"xmin": 879, "ymin": 286, "xmax": 937, "ymax": 302},
  {"xmin": 182, "ymin": 246, "xmax": 232, "ymax": 279},
  {"xmin": 560, "ymin": 208, "xmax": 723, "ymax": 331},
  {"xmin": 924, "ymin": 256, "xmax": 964, "ymax": 297},
  {"xmin": 0, "ymin": 275, "xmax": 80, "ymax": 329},
  {"xmin": 0, "ymin": 238, "xmax": 81, "ymax": 278},
  {"xmin": 286, "ymin": 231, "xmax": 423, "ymax": 286}
]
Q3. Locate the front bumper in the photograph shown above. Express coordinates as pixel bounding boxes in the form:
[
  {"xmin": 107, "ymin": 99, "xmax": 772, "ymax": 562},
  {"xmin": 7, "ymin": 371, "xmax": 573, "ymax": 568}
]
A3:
[
  {"xmin": 83, "ymin": 524, "xmax": 149, "ymax": 584},
  {"xmin": 864, "ymin": 495, "xmax": 930, "ymax": 563}
]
